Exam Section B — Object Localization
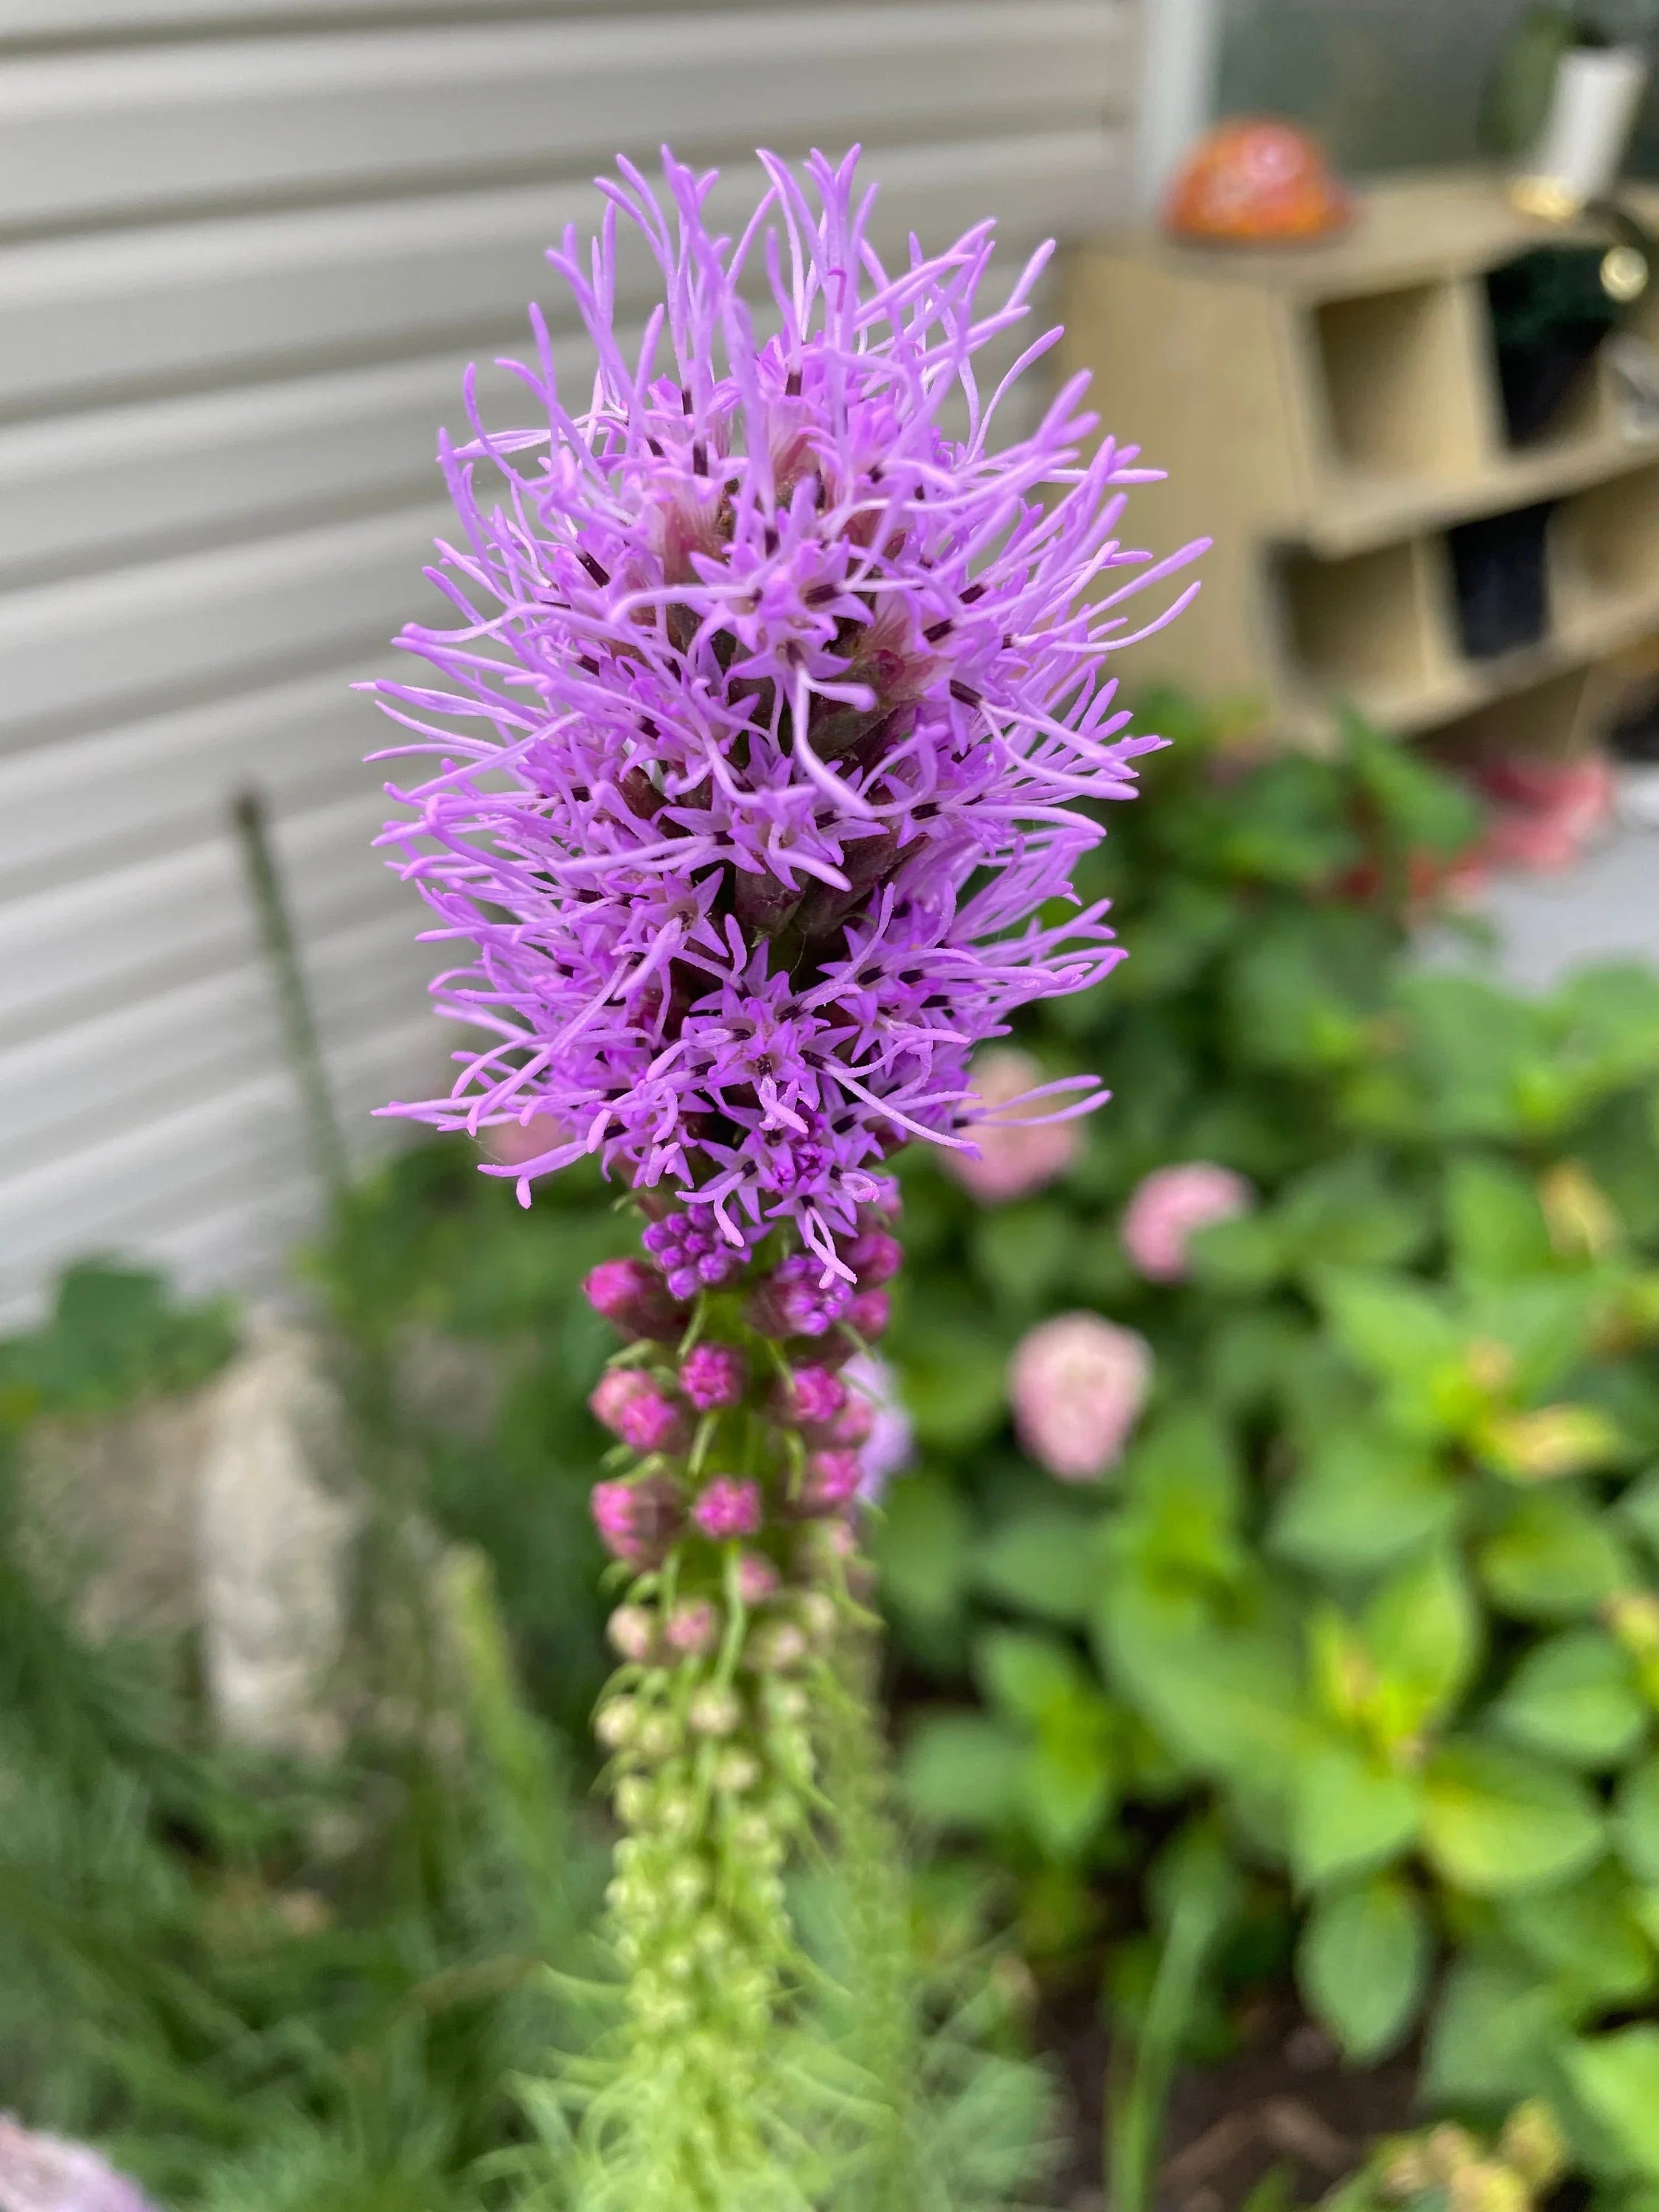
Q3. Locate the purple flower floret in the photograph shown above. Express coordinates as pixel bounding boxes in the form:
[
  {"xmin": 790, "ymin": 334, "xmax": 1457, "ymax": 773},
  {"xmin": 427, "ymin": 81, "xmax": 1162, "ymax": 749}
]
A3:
[{"xmin": 372, "ymin": 145, "xmax": 1203, "ymax": 1281}]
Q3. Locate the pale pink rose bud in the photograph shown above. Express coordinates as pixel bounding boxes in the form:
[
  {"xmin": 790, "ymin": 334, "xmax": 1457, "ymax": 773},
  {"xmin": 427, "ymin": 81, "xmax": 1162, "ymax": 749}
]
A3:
[
  {"xmin": 582, "ymin": 1257, "xmax": 686, "ymax": 1341},
  {"xmin": 843, "ymin": 1228, "xmax": 902, "ymax": 1287},
  {"xmin": 846, "ymin": 1289, "xmax": 890, "ymax": 1340},
  {"xmin": 664, "ymin": 1598, "xmax": 721, "ymax": 1657},
  {"xmin": 945, "ymin": 1048, "xmax": 1081, "ymax": 1205},
  {"xmin": 1009, "ymin": 1312, "xmax": 1152, "ymax": 1482},
  {"xmin": 591, "ymin": 1475, "xmax": 684, "ymax": 1566},
  {"xmin": 692, "ymin": 1475, "xmax": 764, "ymax": 1540},
  {"xmin": 0, "ymin": 2120, "xmax": 158, "ymax": 2212},
  {"xmin": 688, "ymin": 1686, "xmax": 742, "ymax": 1736},
  {"xmin": 1121, "ymin": 1162, "xmax": 1254, "ymax": 1282},
  {"xmin": 679, "ymin": 1342, "xmax": 747, "ymax": 1411},
  {"xmin": 734, "ymin": 1551, "xmax": 780, "ymax": 1604},
  {"xmin": 589, "ymin": 1369, "xmax": 690, "ymax": 1455},
  {"xmin": 801, "ymin": 1448, "xmax": 864, "ymax": 1513},
  {"xmin": 782, "ymin": 1365, "xmax": 846, "ymax": 1426},
  {"xmin": 607, "ymin": 1603, "xmax": 657, "ymax": 1663}
]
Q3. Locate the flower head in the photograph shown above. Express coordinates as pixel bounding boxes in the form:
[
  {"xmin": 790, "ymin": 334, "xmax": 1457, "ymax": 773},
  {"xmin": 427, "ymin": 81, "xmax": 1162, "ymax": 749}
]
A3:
[
  {"xmin": 0, "ymin": 2120, "xmax": 157, "ymax": 2212},
  {"xmin": 944, "ymin": 1048, "xmax": 1085, "ymax": 1205},
  {"xmin": 1009, "ymin": 1312, "xmax": 1151, "ymax": 1482},
  {"xmin": 373, "ymin": 147, "xmax": 1200, "ymax": 1279},
  {"xmin": 1121, "ymin": 1162, "xmax": 1253, "ymax": 1282}
]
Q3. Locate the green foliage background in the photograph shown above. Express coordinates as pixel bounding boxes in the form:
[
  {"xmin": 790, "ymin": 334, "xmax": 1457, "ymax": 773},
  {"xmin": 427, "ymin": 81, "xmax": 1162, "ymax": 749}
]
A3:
[{"xmin": 7, "ymin": 701, "xmax": 1659, "ymax": 2202}]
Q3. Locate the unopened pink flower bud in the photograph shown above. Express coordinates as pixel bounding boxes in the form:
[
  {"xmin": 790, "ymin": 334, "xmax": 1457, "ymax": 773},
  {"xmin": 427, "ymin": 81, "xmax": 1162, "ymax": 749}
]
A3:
[
  {"xmin": 588, "ymin": 1368, "xmax": 690, "ymax": 1455},
  {"xmin": 750, "ymin": 1253, "xmax": 853, "ymax": 1340},
  {"xmin": 801, "ymin": 1448, "xmax": 864, "ymax": 1513},
  {"xmin": 607, "ymin": 1603, "xmax": 657, "ymax": 1662},
  {"xmin": 735, "ymin": 1551, "xmax": 780, "ymax": 1604},
  {"xmin": 821, "ymin": 1395, "xmax": 874, "ymax": 1448},
  {"xmin": 846, "ymin": 1288, "xmax": 890, "ymax": 1340},
  {"xmin": 664, "ymin": 1598, "xmax": 721, "ymax": 1656},
  {"xmin": 843, "ymin": 1229, "xmax": 902, "ymax": 1287},
  {"xmin": 1009, "ymin": 1313, "xmax": 1152, "ymax": 1482},
  {"xmin": 582, "ymin": 1257, "xmax": 686, "ymax": 1341},
  {"xmin": 1121, "ymin": 1162, "xmax": 1253, "ymax": 1282},
  {"xmin": 679, "ymin": 1342, "xmax": 747, "ymax": 1411},
  {"xmin": 945, "ymin": 1048, "xmax": 1080, "ymax": 1205},
  {"xmin": 782, "ymin": 1365, "xmax": 846, "ymax": 1426},
  {"xmin": 591, "ymin": 1474, "xmax": 684, "ymax": 1565},
  {"xmin": 692, "ymin": 1475, "xmax": 764, "ymax": 1540}
]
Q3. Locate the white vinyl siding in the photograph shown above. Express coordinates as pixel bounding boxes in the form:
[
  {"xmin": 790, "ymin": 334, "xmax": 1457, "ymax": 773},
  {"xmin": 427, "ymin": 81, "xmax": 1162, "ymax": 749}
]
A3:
[{"xmin": 0, "ymin": 0, "xmax": 1139, "ymax": 1326}]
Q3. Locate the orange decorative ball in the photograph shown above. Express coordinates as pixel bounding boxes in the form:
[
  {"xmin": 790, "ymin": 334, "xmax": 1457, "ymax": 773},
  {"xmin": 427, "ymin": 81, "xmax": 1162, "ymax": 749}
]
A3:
[{"xmin": 1164, "ymin": 119, "xmax": 1351, "ymax": 244}]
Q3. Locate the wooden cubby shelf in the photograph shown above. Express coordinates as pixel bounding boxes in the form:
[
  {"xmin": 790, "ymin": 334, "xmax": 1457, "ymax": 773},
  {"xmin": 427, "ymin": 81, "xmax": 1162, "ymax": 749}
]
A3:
[{"xmin": 1062, "ymin": 169, "xmax": 1659, "ymax": 759}]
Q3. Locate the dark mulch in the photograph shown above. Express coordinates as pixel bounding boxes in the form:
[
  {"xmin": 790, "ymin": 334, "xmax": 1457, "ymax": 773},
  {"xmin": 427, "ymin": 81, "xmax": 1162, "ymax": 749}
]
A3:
[{"xmin": 1046, "ymin": 1993, "xmax": 1419, "ymax": 2212}]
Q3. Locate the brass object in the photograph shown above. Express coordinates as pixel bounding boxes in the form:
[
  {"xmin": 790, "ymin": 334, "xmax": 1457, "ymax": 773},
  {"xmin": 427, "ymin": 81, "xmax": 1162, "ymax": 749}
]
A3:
[
  {"xmin": 1509, "ymin": 175, "xmax": 1585, "ymax": 223},
  {"xmin": 1602, "ymin": 242, "xmax": 1650, "ymax": 302}
]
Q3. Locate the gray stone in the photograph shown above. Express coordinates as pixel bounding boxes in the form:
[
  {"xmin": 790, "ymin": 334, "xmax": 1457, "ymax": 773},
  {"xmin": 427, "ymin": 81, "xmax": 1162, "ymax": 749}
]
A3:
[{"xmin": 195, "ymin": 1320, "xmax": 364, "ymax": 1759}]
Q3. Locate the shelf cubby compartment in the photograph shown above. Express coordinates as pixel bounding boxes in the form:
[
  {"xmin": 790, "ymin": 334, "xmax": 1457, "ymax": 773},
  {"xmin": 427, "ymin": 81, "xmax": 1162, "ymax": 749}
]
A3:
[
  {"xmin": 1311, "ymin": 279, "xmax": 1494, "ymax": 481},
  {"xmin": 1554, "ymin": 461, "xmax": 1659, "ymax": 628},
  {"xmin": 1277, "ymin": 537, "xmax": 1447, "ymax": 710},
  {"xmin": 1484, "ymin": 254, "xmax": 1615, "ymax": 453},
  {"xmin": 1423, "ymin": 666, "xmax": 1596, "ymax": 765}
]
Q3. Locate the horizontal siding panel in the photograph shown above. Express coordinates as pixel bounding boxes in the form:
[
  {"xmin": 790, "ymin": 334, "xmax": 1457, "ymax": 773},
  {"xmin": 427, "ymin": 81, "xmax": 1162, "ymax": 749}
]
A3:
[
  {"xmin": 0, "ymin": 129, "xmax": 1122, "ymax": 411},
  {"xmin": 0, "ymin": 502, "xmax": 449, "ymax": 742},
  {"xmin": 0, "ymin": 906, "xmax": 440, "ymax": 1169},
  {"xmin": 0, "ymin": 1014, "xmax": 444, "ymax": 1301},
  {"xmin": 0, "ymin": 664, "xmax": 387, "ymax": 893},
  {"xmin": 0, "ymin": 358, "xmax": 465, "ymax": 578},
  {"xmin": 0, "ymin": 5, "xmax": 1127, "ymax": 226},
  {"xmin": 0, "ymin": 787, "xmax": 401, "ymax": 1037}
]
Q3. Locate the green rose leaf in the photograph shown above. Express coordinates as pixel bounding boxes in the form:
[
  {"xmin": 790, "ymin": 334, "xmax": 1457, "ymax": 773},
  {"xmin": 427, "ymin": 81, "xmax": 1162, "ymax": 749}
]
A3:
[
  {"xmin": 1270, "ymin": 1431, "xmax": 1459, "ymax": 1575},
  {"xmin": 1478, "ymin": 1486, "xmax": 1635, "ymax": 1621},
  {"xmin": 1568, "ymin": 2026, "xmax": 1659, "ymax": 2182},
  {"xmin": 900, "ymin": 1713, "xmax": 1025, "ymax": 1831},
  {"xmin": 1490, "ymin": 1630, "xmax": 1647, "ymax": 1770},
  {"xmin": 1444, "ymin": 1155, "xmax": 1554, "ymax": 1284},
  {"xmin": 1422, "ymin": 1741, "xmax": 1605, "ymax": 1896},
  {"xmin": 874, "ymin": 1467, "xmax": 973, "ymax": 1626},
  {"xmin": 1022, "ymin": 1731, "xmax": 1116, "ymax": 1863},
  {"xmin": 897, "ymin": 1329, "xmax": 1010, "ymax": 1450},
  {"xmin": 975, "ymin": 1627, "xmax": 1090, "ymax": 1725},
  {"xmin": 1619, "ymin": 1467, "xmax": 1659, "ymax": 1560},
  {"xmin": 1290, "ymin": 1739, "xmax": 1423, "ymax": 1890},
  {"xmin": 1424, "ymin": 1952, "xmax": 1568, "ymax": 2104},
  {"xmin": 1296, "ymin": 1874, "xmax": 1430, "ymax": 2062},
  {"xmin": 1499, "ymin": 1864, "xmax": 1655, "ymax": 2008},
  {"xmin": 1615, "ymin": 1760, "xmax": 1659, "ymax": 1882},
  {"xmin": 1363, "ymin": 1543, "xmax": 1481, "ymax": 1733},
  {"xmin": 972, "ymin": 1202, "xmax": 1078, "ymax": 1312},
  {"xmin": 973, "ymin": 1506, "xmax": 1105, "ymax": 1625}
]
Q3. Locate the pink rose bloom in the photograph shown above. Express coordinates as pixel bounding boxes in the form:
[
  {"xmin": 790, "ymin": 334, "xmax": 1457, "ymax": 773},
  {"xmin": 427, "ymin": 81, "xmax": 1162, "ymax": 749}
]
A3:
[
  {"xmin": 945, "ymin": 1048, "xmax": 1082, "ymax": 1205},
  {"xmin": 1121, "ymin": 1162, "xmax": 1253, "ymax": 1282},
  {"xmin": 1009, "ymin": 1312, "xmax": 1152, "ymax": 1482},
  {"xmin": 0, "ymin": 2118, "xmax": 158, "ymax": 2211}
]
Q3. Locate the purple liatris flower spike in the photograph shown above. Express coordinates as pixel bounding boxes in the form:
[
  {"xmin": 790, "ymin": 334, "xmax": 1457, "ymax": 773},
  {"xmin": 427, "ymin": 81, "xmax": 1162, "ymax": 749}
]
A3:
[
  {"xmin": 366, "ymin": 140, "xmax": 1197, "ymax": 2199},
  {"xmin": 679, "ymin": 1342, "xmax": 747, "ymax": 1410},
  {"xmin": 372, "ymin": 145, "xmax": 1202, "ymax": 1272}
]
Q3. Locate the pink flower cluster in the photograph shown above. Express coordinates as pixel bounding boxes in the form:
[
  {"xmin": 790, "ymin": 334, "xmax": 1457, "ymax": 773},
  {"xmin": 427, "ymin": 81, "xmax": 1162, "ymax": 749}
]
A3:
[
  {"xmin": 944, "ymin": 1048, "xmax": 1082, "ymax": 1205},
  {"xmin": 1121, "ymin": 1162, "xmax": 1253, "ymax": 1281},
  {"xmin": 1009, "ymin": 1312, "xmax": 1152, "ymax": 1482}
]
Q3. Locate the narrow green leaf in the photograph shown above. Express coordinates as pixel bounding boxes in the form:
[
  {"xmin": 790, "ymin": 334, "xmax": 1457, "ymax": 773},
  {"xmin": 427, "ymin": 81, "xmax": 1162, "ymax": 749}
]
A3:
[
  {"xmin": 900, "ymin": 1714, "xmax": 1025, "ymax": 1830},
  {"xmin": 1363, "ymin": 1543, "xmax": 1481, "ymax": 1732},
  {"xmin": 1615, "ymin": 1761, "xmax": 1659, "ymax": 1882},
  {"xmin": 1568, "ymin": 2027, "xmax": 1659, "ymax": 2181},
  {"xmin": 975, "ymin": 1627, "xmax": 1088, "ymax": 1725}
]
